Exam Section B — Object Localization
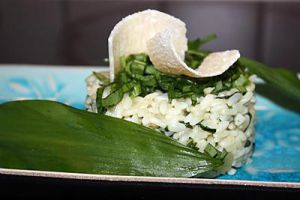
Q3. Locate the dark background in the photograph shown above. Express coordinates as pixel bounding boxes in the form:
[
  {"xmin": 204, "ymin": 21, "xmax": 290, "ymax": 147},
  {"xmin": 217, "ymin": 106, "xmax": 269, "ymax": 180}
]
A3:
[{"xmin": 0, "ymin": 0, "xmax": 299, "ymax": 72}]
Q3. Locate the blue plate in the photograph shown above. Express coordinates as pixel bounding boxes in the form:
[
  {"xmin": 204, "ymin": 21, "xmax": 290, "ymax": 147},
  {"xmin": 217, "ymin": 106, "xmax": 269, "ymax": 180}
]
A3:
[{"xmin": 0, "ymin": 65, "xmax": 299, "ymax": 183}]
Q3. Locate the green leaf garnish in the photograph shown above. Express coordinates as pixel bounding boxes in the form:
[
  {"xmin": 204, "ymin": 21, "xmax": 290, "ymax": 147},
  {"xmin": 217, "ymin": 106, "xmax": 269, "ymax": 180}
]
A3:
[
  {"xmin": 188, "ymin": 34, "xmax": 217, "ymax": 50},
  {"xmin": 239, "ymin": 57, "xmax": 300, "ymax": 101},
  {"xmin": 0, "ymin": 100, "xmax": 224, "ymax": 178},
  {"xmin": 185, "ymin": 34, "xmax": 217, "ymax": 69}
]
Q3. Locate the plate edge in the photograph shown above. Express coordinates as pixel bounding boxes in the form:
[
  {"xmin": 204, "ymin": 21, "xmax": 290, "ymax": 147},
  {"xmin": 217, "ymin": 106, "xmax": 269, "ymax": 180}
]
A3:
[{"xmin": 0, "ymin": 168, "xmax": 299, "ymax": 189}]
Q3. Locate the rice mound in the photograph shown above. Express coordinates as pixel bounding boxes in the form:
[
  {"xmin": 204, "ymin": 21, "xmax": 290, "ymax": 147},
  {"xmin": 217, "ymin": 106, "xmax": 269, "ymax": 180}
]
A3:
[{"xmin": 85, "ymin": 73, "xmax": 256, "ymax": 174}]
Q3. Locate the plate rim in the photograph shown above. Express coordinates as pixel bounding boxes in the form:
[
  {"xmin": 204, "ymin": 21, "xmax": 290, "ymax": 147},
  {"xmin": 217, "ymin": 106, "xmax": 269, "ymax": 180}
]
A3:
[{"xmin": 1, "ymin": 168, "xmax": 299, "ymax": 189}]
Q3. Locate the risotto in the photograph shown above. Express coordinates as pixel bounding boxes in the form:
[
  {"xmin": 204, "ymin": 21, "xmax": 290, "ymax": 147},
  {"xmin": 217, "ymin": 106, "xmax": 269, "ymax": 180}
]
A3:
[
  {"xmin": 85, "ymin": 9, "xmax": 257, "ymax": 175},
  {"xmin": 85, "ymin": 67, "xmax": 256, "ymax": 174}
]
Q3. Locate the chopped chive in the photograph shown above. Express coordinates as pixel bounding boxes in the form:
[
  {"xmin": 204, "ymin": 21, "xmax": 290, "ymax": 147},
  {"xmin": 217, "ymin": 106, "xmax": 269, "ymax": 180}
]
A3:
[
  {"xmin": 145, "ymin": 65, "xmax": 160, "ymax": 78},
  {"xmin": 96, "ymin": 53, "xmax": 251, "ymax": 110},
  {"xmin": 124, "ymin": 62, "xmax": 132, "ymax": 75},
  {"xmin": 204, "ymin": 143, "xmax": 218, "ymax": 158},
  {"xmin": 93, "ymin": 72, "xmax": 110, "ymax": 85},
  {"xmin": 110, "ymin": 83, "xmax": 119, "ymax": 93},
  {"xmin": 198, "ymin": 121, "xmax": 216, "ymax": 133},
  {"xmin": 215, "ymin": 149, "xmax": 228, "ymax": 160},
  {"xmin": 234, "ymin": 75, "xmax": 247, "ymax": 86},
  {"xmin": 182, "ymin": 85, "xmax": 192, "ymax": 92},
  {"xmin": 96, "ymin": 87, "xmax": 104, "ymax": 113},
  {"xmin": 186, "ymin": 138, "xmax": 199, "ymax": 150},
  {"xmin": 188, "ymin": 59, "xmax": 201, "ymax": 69},
  {"xmin": 190, "ymin": 95, "xmax": 197, "ymax": 105},
  {"xmin": 134, "ymin": 53, "xmax": 148, "ymax": 62},
  {"xmin": 135, "ymin": 74, "xmax": 157, "ymax": 87},
  {"xmin": 102, "ymin": 88, "xmax": 124, "ymax": 107},
  {"xmin": 244, "ymin": 140, "xmax": 251, "ymax": 147},
  {"xmin": 131, "ymin": 82, "xmax": 142, "ymax": 97},
  {"xmin": 159, "ymin": 78, "xmax": 172, "ymax": 90},
  {"xmin": 179, "ymin": 121, "xmax": 193, "ymax": 129},
  {"xmin": 117, "ymin": 72, "xmax": 131, "ymax": 83},
  {"xmin": 214, "ymin": 81, "xmax": 223, "ymax": 92},
  {"xmin": 164, "ymin": 126, "xmax": 169, "ymax": 132},
  {"xmin": 121, "ymin": 81, "xmax": 135, "ymax": 93},
  {"xmin": 243, "ymin": 113, "xmax": 252, "ymax": 132},
  {"xmin": 131, "ymin": 60, "xmax": 146, "ymax": 75},
  {"xmin": 120, "ymin": 56, "xmax": 127, "ymax": 68}
]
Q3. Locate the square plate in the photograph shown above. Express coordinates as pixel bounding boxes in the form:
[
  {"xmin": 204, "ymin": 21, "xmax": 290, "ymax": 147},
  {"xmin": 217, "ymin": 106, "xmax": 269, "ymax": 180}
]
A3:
[{"xmin": 0, "ymin": 65, "xmax": 299, "ymax": 190}]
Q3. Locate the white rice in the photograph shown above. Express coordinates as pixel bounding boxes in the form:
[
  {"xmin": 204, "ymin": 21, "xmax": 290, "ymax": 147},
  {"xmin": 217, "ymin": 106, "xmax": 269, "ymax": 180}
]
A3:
[{"xmin": 85, "ymin": 74, "xmax": 256, "ymax": 174}]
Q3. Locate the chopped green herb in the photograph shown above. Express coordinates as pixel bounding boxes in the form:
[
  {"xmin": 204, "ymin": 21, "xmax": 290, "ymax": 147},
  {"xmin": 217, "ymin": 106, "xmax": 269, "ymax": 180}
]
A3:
[
  {"xmin": 165, "ymin": 126, "xmax": 169, "ymax": 132},
  {"xmin": 102, "ymin": 88, "xmax": 124, "ymax": 107},
  {"xmin": 131, "ymin": 82, "xmax": 142, "ymax": 97},
  {"xmin": 131, "ymin": 60, "xmax": 146, "ymax": 75},
  {"xmin": 191, "ymin": 94, "xmax": 197, "ymax": 105},
  {"xmin": 204, "ymin": 143, "xmax": 228, "ymax": 161},
  {"xmin": 243, "ymin": 113, "xmax": 252, "ymax": 131},
  {"xmin": 96, "ymin": 52, "xmax": 251, "ymax": 110},
  {"xmin": 182, "ymin": 85, "xmax": 192, "ymax": 92},
  {"xmin": 121, "ymin": 81, "xmax": 135, "ymax": 93},
  {"xmin": 204, "ymin": 143, "xmax": 218, "ymax": 158},
  {"xmin": 244, "ymin": 140, "xmax": 251, "ymax": 147},
  {"xmin": 145, "ymin": 65, "xmax": 160, "ymax": 78},
  {"xmin": 133, "ymin": 53, "xmax": 149, "ymax": 62},
  {"xmin": 215, "ymin": 149, "xmax": 228, "ymax": 160},
  {"xmin": 96, "ymin": 87, "xmax": 104, "ymax": 113},
  {"xmin": 216, "ymin": 92, "xmax": 239, "ymax": 99},
  {"xmin": 198, "ymin": 121, "xmax": 216, "ymax": 133},
  {"xmin": 214, "ymin": 81, "xmax": 223, "ymax": 92},
  {"xmin": 187, "ymin": 138, "xmax": 199, "ymax": 150},
  {"xmin": 93, "ymin": 72, "xmax": 110, "ymax": 85},
  {"xmin": 120, "ymin": 55, "xmax": 127, "ymax": 68},
  {"xmin": 117, "ymin": 71, "xmax": 131, "ymax": 83},
  {"xmin": 135, "ymin": 74, "xmax": 157, "ymax": 86},
  {"xmin": 179, "ymin": 121, "xmax": 193, "ymax": 129}
]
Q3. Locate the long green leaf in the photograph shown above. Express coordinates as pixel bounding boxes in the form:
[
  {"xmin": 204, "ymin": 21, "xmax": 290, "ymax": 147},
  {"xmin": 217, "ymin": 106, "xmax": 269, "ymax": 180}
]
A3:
[
  {"xmin": 188, "ymin": 34, "xmax": 217, "ymax": 50},
  {"xmin": 0, "ymin": 100, "xmax": 223, "ymax": 177},
  {"xmin": 238, "ymin": 57, "xmax": 300, "ymax": 101}
]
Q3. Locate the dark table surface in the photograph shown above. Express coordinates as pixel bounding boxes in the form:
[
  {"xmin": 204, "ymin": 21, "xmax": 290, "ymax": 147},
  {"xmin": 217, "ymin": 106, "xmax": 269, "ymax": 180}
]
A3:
[{"xmin": 1, "ymin": 174, "xmax": 299, "ymax": 199}]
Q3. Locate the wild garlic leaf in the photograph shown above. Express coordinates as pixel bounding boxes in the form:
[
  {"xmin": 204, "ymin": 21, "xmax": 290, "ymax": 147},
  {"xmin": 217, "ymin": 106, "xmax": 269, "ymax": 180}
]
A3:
[
  {"xmin": 0, "ymin": 100, "xmax": 224, "ymax": 178},
  {"xmin": 238, "ymin": 57, "xmax": 300, "ymax": 101},
  {"xmin": 188, "ymin": 34, "xmax": 217, "ymax": 50}
]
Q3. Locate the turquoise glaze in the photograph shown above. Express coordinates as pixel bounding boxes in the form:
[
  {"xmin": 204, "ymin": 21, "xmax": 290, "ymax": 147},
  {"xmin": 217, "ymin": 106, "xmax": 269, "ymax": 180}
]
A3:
[{"xmin": 0, "ymin": 66, "xmax": 299, "ymax": 182}]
